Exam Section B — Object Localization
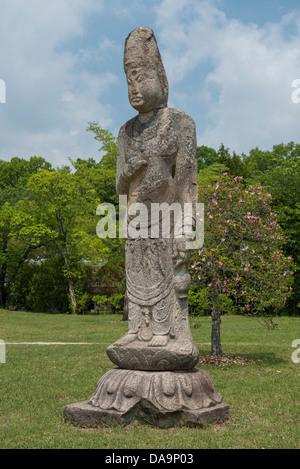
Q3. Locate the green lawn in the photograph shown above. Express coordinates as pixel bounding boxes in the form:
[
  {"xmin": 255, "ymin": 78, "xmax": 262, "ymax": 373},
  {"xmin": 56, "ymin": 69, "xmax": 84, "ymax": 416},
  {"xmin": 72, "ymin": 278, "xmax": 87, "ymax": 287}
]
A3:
[{"xmin": 0, "ymin": 310, "xmax": 299, "ymax": 449}]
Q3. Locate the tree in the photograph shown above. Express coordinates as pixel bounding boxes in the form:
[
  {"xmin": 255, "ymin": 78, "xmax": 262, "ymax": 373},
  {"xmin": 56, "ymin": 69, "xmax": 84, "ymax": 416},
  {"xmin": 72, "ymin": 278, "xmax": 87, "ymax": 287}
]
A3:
[
  {"xmin": 0, "ymin": 157, "xmax": 52, "ymax": 308},
  {"xmin": 197, "ymin": 145, "xmax": 218, "ymax": 171},
  {"xmin": 18, "ymin": 168, "xmax": 109, "ymax": 314},
  {"xmin": 263, "ymin": 145, "xmax": 300, "ymax": 314},
  {"xmin": 86, "ymin": 122, "xmax": 118, "ymax": 167},
  {"xmin": 191, "ymin": 173, "xmax": 295, "ymax": 356}
]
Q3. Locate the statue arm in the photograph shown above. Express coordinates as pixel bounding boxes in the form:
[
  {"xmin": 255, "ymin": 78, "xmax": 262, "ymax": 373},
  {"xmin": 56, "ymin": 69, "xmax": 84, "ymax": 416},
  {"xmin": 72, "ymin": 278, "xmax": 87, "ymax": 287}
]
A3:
[
  {"xmin": 116, "ymin": 125, "xmax": 147, "ymax": 196},
  {"xmin": 173, "ymin": 114, "xmax": 198, "ymax": 265},
  {"xmin": 176, "ymin": 114, "xmax": 198, "ymax": 234}
]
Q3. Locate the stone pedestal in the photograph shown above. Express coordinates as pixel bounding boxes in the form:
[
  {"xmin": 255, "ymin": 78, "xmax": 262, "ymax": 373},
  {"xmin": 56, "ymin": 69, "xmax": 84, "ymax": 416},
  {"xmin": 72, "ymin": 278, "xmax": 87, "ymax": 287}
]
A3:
[{"xmin": 63, "ymin": 368, "xmax": 229, "ymax": 428}]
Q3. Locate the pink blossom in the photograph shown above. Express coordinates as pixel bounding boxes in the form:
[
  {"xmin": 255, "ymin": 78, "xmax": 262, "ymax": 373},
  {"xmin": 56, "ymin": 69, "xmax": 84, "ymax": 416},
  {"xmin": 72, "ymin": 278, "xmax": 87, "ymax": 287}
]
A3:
[
  {"xmin": 219, "ymin": 262, "xmax": 223, "ymax": 267},
  {"xmin": 223, "ymin": 288, "xmax": 228, "ymax": 294},
  {"xmin": 223, "ymin": 172, "xmax": 228, "ymax": 176},
  {"xmin": 202, "ymin": 258, "xmax": 206, "ymax": 263},
  {"xmin": 208, "ymin": 283, "xmax": 212, "ymax": 289},
  {"xmin": 245, "ymin": 304, "xmax": 251, "ymax": 310},
  {"xmin": 221, "ymin": 238, "xmax": 225, "ymax": 243}
]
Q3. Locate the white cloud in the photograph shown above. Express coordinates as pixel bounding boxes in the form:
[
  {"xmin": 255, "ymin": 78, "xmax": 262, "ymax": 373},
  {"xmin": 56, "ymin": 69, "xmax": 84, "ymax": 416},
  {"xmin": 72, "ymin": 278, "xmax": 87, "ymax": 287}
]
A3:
[
  {"xmin": 154, "ymin": 0, "xmax": 300, "ymax": 154},
  {"xmin": 0, "ymin": 0, "xmax": 118, "ymax": 166}
]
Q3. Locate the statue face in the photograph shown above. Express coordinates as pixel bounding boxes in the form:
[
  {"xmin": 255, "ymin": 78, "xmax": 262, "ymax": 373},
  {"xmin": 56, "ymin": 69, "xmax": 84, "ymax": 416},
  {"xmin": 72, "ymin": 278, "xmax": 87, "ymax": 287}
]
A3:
[{"xmin": 126, "ymin": 66, "xmax": 165, "ymax": 113}]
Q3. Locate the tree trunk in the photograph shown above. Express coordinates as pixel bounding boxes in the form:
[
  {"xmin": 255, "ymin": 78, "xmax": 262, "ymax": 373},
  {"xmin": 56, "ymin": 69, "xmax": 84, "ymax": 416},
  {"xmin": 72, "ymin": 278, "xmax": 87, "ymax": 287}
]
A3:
[
  {"xmin": 68, "ymin": 278, "xmax": 77, "ymax": 315},
  {"xmin": 211, "ymin": 304, "xmax": 222, "ymax": 356}
]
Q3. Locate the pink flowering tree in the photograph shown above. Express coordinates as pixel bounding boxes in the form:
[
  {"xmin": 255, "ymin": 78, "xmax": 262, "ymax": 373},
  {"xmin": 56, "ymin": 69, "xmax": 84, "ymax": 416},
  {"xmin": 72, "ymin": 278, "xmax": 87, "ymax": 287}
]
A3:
[{"xmin": 191, "ymin": 173, "xmax": 295, "ymax": 356}]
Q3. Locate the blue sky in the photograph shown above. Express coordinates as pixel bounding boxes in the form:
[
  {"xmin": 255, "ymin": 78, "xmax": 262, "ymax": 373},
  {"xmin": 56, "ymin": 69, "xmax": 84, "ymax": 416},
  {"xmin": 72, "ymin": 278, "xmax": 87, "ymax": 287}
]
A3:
[{"xmin": 1, "ymin": 0, "xmax": 300, "ymax": 166}]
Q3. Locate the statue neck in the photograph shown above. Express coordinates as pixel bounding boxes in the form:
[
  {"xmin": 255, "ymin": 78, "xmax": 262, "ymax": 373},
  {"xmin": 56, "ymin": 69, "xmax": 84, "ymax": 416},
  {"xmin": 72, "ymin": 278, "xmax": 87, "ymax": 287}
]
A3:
[
  {"xmin": 138, "ymin": 109, "xmax": 156, "ymax": 124},
  {"xmin": 138, "ymin": 106, "xmax": 166, "ymax": 124}
]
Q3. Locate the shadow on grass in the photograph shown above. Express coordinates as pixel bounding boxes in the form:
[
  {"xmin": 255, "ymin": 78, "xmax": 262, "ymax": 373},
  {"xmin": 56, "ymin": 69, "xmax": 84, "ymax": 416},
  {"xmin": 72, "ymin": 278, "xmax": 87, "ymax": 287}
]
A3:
[
  {"xmin": 197, "ymin": 349, "xmax": 288, "ymax": 366},
  {"xmin": 241, "ymin": 351, "xmax": 287, "ymax": 365}
]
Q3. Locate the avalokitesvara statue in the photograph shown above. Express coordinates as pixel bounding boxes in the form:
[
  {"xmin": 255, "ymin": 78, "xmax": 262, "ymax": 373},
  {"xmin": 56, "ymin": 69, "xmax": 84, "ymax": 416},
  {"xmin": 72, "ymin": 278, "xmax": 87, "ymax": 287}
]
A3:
[{"xmin": 64, "ymin": 27, "xmax": 229, "ymax": 427}]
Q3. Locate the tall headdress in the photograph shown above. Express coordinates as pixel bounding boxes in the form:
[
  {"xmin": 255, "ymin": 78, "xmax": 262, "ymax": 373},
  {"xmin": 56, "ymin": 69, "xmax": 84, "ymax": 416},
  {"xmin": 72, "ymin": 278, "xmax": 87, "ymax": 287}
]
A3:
[{"xmin": 124, "ymin": 27, "xmax": 169, "ymax": 106}]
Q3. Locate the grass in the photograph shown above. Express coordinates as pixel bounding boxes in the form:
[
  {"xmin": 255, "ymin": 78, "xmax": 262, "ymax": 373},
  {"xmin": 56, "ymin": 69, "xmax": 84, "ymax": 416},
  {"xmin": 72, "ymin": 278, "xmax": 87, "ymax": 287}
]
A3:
[{"xmin": 0, "ymin": 310, "xmax": 299, "ymax": 449}]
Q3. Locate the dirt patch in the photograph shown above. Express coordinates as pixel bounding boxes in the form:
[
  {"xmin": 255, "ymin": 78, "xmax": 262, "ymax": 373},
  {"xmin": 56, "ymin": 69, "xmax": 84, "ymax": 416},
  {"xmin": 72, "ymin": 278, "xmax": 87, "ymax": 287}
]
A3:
[{"xmin": 198, "ymin": 354, "xmax": 255, "ymax": 366}]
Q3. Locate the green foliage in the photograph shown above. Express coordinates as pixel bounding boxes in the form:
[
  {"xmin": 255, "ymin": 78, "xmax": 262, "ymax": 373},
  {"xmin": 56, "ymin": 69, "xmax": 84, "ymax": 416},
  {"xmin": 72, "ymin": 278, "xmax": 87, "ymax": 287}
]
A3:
[
  {"xmin": 86, "ymin": 121, "xmax": 118, "ymax": 169},
  {"xmin": 0, "ymin": 156, "xmax": 52, "ymax": 189},
  {"xmin": 108, "ymin": 293, "xmax": 124, "ymax": 313},
  {"xmin": 198, "ymin": 162, "xmax": 228, "ymax": 187},
  {"xmin": 188, "ymin": 287, "xmax": 210, "ymax": 315},
  {"xmin": 196, "ymin": 145, "xmax": 218, "ymax": 171},
  {"xmin": 92, "ymin": 295, "xmax": 109, "ymax": 313},
  {"xmin": 9, "ymin": 255, "xmax": 69, "ymax": 313}
]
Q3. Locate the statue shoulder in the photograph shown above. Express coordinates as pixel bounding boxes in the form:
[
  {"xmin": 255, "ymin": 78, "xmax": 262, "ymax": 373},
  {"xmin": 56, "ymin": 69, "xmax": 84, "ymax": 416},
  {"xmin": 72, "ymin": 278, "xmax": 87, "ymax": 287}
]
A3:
[
  {"xmin": 165, "ymin": 107, "xmax": 196, "ymax": 130},
  {"xmin": 118, "ymin": 116, "xmax": 136, "ymax": 139}
]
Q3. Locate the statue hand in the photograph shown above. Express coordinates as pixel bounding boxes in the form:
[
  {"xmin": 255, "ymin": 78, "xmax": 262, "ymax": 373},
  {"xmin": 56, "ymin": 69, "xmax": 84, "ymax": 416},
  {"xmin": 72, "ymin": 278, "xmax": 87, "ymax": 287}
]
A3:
[{"xmin": 123, "ymin": 158, "xmax": 147, "ymax": 180}]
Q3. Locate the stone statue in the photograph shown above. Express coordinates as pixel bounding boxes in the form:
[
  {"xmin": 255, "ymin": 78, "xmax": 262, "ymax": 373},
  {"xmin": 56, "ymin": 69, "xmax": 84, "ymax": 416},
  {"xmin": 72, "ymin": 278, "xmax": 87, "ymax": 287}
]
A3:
[
  {"xmin": 107, "ymin": 27, "xmax": 199, "ymax": 370},
  {"xmin": 63, "ymin": 28, "xmax": 229, "ymax": 427}
]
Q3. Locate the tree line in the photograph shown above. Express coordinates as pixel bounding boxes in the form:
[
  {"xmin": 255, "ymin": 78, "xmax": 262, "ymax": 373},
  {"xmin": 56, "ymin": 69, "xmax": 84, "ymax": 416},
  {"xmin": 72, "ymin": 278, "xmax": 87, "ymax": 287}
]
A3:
[{"xmin": 0, "ymin": 124, "xmax": 298, "ymax": 320}]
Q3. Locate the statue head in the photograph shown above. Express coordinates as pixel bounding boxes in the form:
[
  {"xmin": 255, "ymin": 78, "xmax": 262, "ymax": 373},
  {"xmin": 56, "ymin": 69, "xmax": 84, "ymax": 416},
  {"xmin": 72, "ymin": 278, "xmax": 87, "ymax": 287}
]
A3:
[{"xmin": 124, "ymin": 27, "xmax": 169, "ymax": 113}]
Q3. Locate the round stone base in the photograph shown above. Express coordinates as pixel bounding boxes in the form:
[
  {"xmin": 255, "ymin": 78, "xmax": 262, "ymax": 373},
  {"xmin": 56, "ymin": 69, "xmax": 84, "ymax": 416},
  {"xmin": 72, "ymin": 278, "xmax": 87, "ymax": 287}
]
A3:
[
  {"xmin": 63, "ymin": 368, "xmax": 229, "ymax": 428},
  {"xmin": 106, "ymin": 335, "xmax": 199, "ymax": 371}
]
